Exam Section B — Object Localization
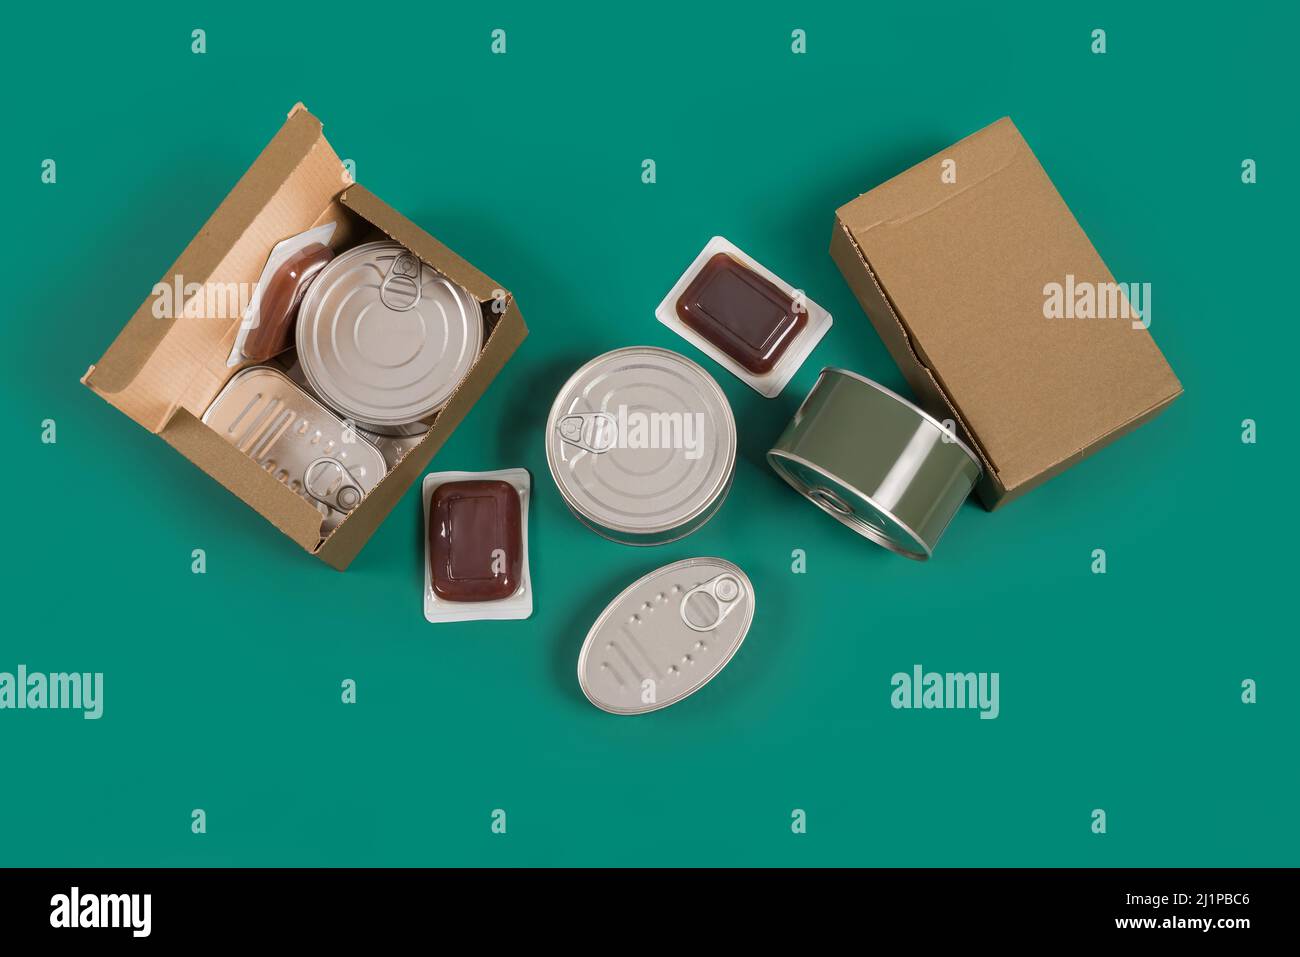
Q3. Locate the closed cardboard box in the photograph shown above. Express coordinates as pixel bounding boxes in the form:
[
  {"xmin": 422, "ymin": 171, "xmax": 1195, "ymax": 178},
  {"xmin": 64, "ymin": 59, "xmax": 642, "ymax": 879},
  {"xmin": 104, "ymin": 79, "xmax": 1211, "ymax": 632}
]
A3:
[
  {"xmin": 831, "ymin": 117, "xmax": 1180, "ymax": 509},
  {"xmin": 83, "ymin": 104, "xmax": 527, "ymax": 568}
]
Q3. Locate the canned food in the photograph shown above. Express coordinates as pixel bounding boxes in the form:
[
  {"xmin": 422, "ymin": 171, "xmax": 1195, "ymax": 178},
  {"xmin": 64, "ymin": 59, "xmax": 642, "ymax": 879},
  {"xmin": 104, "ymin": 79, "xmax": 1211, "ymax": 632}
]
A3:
[
  {"xmin": 577, "ymin": 557, "xmax": 755, "ymax": 715},
  {"xmin": 280, "ymin": 357, "xmax": 422, "ymax": 471},
  {"xmin": 202, "ymin": 365, "xmax": 387, "ymax": 532},
  {"xmin": 295, "ymin": 240, "xmax": 484, "ymax": 436},
  {"xmin": 545, "ymin": 347, "xmax": 737, "ymax": 545},
  {"xmin": 767, "ymin": 368, "xmax": 982, "ymax": 560}
]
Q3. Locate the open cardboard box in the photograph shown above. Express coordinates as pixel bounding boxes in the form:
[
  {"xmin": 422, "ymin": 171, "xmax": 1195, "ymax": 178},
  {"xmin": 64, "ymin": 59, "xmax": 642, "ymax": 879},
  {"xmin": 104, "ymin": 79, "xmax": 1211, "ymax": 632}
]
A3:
[
  {"xmin": 831, "ymin": 117, "xmax": 1181, "ymax": 509},
  {"xmin": 82, "ymin": 104, "xmax": 527, "ymax": 569}
]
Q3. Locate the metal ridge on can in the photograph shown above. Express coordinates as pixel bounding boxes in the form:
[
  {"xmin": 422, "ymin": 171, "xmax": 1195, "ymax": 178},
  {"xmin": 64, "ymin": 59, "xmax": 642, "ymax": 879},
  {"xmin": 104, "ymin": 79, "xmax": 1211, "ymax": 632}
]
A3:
[
  {"xmin": 202, "ymin": 364, "xmax": 387, "ymax": 533},
  {"xmin": 545, "ymin": 346, "xmax": 737, "ymax": 545},
  {"xmin": 296, "ymin": 240, "xmax": 484, "ymax": 436},
  {"xmin": 767, "ymin": 367, "xmax": 982, "ymax": 560}
]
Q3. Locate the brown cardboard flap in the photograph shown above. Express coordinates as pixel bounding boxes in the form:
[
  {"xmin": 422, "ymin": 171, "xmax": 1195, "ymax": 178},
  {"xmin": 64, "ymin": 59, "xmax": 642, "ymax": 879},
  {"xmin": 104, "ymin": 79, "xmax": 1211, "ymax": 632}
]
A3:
[
  {"xmin": 983, "ymin": 387, "xmax": 1181, "ymax": 510},
  {"xmin": 829, "ymin": 219, "xmax": 994, "ymax": 478},
  {"xmin": 340, "ymin": 186, "xmax": 499, "ymax": 303},
  {"xmin": 837, "ymin": 118, "xmax": 1027, "ymax": 238},
  {"xmin": 160, "ymin": 408, "xmax": 325, "ymax": 550},
  {"xmin": 835, "ymin": 117, "xmax": 1182, "ymax": 498},
  {"xmin": 85, "ymin": 104, "xmax": 345, "ymax": 433},
  {"xmin": 83, "ymin": 104, "xmax": 528, "ymax": 567},
  {"xmin": 314, "ymin": 298, "xmax": 529, "ymax": 570}
]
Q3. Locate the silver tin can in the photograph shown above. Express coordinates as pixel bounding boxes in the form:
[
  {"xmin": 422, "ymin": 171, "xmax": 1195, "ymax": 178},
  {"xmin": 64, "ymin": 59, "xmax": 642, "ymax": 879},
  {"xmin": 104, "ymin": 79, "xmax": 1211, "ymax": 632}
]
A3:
[
  {"xmin": 767, "ymin": 368, "xmax": 982, "ymax": 560},
  {"xmin": 295, "ymin": 241, "xmax": 484, "ymax": 436},
  {"xmin": 202, "ymin": 365, "xmax": 387, "ymax": 533},
  {"xmin": 578, "ymin": 557, "xmax": 755, "ymax": 714},
  {"xmin": 545, "ymin": 347, "xmax": 737, "ymax": 545}
]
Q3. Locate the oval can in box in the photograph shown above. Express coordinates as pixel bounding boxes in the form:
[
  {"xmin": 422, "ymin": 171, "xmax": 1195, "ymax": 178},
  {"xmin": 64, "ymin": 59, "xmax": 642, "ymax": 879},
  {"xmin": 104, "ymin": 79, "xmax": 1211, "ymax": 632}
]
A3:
[
  {"xmin": 767, "ymin": 368, "xmax": 982, "ymax": 560},
  {"xmin": 578, "ymin": 557, "xmax": 755, "ymax": 715},
  {"xmin": 201, "ymin": 364, "xmax": 387, "ymax": 533},
  {"xmin": 545, "ymin": 347, "xmax": 736, "ymax": 545},
  {"xmin": 296, "ymin": 240, "xmax": 484, "ymax": 436}
]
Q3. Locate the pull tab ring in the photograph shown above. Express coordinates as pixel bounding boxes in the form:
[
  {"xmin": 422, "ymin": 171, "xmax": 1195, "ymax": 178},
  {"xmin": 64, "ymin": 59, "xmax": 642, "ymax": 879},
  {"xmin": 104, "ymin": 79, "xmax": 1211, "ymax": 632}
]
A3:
[
  {"xmin": 680, "ymin": 574, "xmax": 745, "ymax": 632},
  {"xmin": 303, "ymin": 456, "xmax": 365, "ymax": 513},
  {"xmin": 379, "ymin": 251, "xmax": 422, "ymax": 311},
  {"xmin": 556, "ymin": 412, "xmax": 618, "ymax": 454}
]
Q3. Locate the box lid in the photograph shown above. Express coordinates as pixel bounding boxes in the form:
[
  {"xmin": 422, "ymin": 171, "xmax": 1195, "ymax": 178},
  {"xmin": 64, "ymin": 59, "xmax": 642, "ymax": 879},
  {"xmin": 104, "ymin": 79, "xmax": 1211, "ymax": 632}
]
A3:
[
  {"xmin": 834, "ymin": 117, "xmax": 1181, "ymax": 504},
  {"xmin": 84, "ymin": 103, "xmax": 346, "ymax": 433}
]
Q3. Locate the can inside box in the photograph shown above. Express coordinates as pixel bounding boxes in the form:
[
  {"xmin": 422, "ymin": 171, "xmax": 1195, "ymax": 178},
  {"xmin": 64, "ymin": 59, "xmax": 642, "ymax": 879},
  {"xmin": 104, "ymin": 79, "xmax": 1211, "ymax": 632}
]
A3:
[
  {"xmin": 83, "ymin": 105, "xmax": 526, "ymax": 569},
  {"xmin": 191, "ymin": 200, "xmax": 505, "ymax": 551}
]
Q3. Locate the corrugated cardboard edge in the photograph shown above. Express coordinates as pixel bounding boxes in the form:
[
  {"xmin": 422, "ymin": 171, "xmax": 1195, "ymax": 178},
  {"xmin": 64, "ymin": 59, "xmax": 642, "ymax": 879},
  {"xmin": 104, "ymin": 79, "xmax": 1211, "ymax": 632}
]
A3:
[
  {"xmin": 160, "ymin": 408, "xmax": 325, "ymax": 550},
  {"xmin": 83, "ymin": 103, "xmax": 338, "ymax": 428},
  {"xmin": 830, "ymin": 118, "xmax": 1182, "ymax": 510},
  {"xmin": 339, "ymin": 186, "xmax": 500, "ymax": 303}
]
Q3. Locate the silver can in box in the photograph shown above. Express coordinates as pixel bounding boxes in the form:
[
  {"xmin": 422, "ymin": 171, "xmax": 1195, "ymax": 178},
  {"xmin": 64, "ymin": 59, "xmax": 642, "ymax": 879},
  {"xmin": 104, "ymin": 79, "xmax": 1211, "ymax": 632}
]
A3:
[
  {"xmin": 296, "ymin": 240, "xmax": 484, "ymax": 436},
  {"xmin": 201, "ymin": 365, "xmax": 387, "ymax": 533},
  {"xmin": 546, "ymin": 347, "xmax": 736, "ymax": 545}
]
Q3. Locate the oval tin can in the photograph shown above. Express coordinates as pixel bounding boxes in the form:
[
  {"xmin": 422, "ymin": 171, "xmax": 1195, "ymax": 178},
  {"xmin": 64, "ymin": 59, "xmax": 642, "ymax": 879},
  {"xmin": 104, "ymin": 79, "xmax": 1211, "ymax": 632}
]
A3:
[
  {"xmin": 578, "ymin": 557, "xmax": 755, "ymax": 715},
  {"xmin": 767, "ymin": 368, "xmax": 982, "ymax": 560},
  {"xmin": 545, "ymin": 347, "xmax": 737, "ymax": 545},
  {"xmin": 201, "ymin": 365, "xmax": 387, "ymax": 533},
  {"xmin": 296, "ymin": 240, "xmax": 484, "ymax": 436}
]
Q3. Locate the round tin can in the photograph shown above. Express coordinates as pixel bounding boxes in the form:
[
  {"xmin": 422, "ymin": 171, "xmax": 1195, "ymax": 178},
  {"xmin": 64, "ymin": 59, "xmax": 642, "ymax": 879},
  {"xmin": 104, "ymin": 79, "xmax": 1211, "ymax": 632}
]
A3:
[
  {"xmin": 545, "ymin": 347, "xmax": 736, "ymax": 545},
  {"xmin": 577, "ymin": 557, "xmax": 755, "ymax": 715},
  {"xmin": 295, "ymin": 241, "xmax": 483, "ymax": 436},
  {"xmin": 767, "ymin": 368, "xmax": 982, "ymax": 560}
]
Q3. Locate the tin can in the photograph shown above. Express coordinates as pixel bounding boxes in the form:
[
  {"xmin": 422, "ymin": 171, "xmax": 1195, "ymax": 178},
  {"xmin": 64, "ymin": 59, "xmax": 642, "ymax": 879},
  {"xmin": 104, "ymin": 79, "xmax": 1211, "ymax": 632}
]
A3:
[
  {"xmin": 202, "ymin": 365, "xmax": 387, "ymax": 533},
  {"xmin": 767, "ymin": 368, "xmax": 982, "ymax": 560},
  {"xmin": 545, "ymin": 347, "xmax": 737, "ymax": 545},
  {"xmin": 577, "ymin": 557, "xmax": 755, "ymax": 715},
  {"xmin": 295, "ymin": 241, "xmax": 483, "ymax": 436}
]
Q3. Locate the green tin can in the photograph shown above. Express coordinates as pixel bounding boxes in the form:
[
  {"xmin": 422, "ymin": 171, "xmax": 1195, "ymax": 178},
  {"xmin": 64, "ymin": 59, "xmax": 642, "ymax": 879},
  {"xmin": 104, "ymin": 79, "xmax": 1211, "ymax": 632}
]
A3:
[{"xmin": 767, "ymin": 368, "xmax": 982, "ymax": 560}]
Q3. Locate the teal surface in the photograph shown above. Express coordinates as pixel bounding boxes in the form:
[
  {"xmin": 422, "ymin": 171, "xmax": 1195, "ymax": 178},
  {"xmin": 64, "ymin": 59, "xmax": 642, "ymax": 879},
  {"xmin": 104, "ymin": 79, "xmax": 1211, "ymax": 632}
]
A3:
[{"xmin": 2, "ymin": 3, "xmax": 1295, "ymax": 866}]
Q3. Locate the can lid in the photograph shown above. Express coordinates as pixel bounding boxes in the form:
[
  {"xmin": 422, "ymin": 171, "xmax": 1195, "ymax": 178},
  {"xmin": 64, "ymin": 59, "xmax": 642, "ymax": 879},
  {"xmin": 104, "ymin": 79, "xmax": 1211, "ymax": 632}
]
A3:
[
  {"xmin": 201, "ymin": 365, "xmax": 387, "ymax": 534},
  {"xmin": 546, "ymin": 347, "xmax": 736, "ymax": 537},
  {"xmin": 296, "ymin": 241, "xmax": 483, "ymax": 429},
  {"xmin": 578, "ymin": 557, "xmax": 754, "ymax": 714}
]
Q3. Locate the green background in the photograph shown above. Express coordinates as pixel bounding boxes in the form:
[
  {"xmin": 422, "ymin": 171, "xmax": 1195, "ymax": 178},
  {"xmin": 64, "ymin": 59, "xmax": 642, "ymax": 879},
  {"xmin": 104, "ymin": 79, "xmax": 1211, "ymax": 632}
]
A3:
[{"xmin": 2, "ymin": 3, "xmax": 1294, "ymax": 866}]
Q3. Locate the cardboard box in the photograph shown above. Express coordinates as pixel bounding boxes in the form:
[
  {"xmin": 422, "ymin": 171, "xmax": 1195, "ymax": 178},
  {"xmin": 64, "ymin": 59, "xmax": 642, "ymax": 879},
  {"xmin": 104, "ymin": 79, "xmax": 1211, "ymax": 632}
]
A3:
[
  {"xmin": 831, "ymin": 117, "xmax": 1181, "ymax": 509},
  {"xmin": 82, "ymin": 104, "xmax": 527, "ymax": 568}
]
